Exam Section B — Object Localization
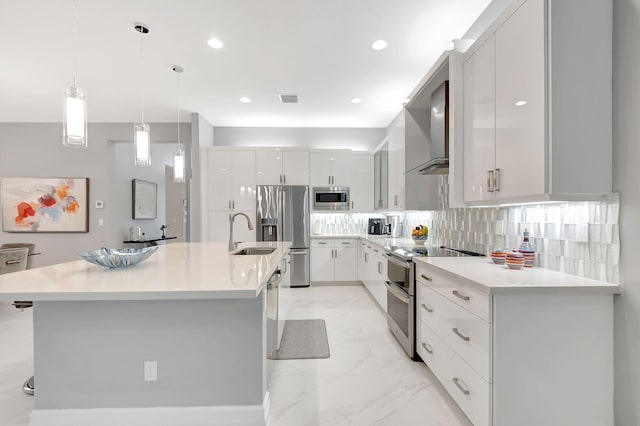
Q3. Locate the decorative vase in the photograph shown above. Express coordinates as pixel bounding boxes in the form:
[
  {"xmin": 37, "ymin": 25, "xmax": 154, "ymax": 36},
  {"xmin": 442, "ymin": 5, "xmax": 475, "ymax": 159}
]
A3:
[{"xmin": 518, "ymin": 229, "xmax": 536, "ymax": 268}]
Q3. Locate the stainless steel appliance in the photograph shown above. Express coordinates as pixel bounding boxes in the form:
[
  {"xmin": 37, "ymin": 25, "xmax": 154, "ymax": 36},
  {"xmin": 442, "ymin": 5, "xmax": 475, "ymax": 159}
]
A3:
[
  {"xmin": 419, "ymin": 80, "xmax": 449, "ymax": 175},
  {"xmin": 368, "ymin": 218, "xmax": 386, "ymax": 235},
  {"xmin": 385, "ymin": 215, "xmax": 403, "ymax": 237},
  {"xmin": 384, "ymin": 245, "xmax": 484, "ymax": 359},
  {"xmin": 257, "ymin": 185, "xmax": 310, "ymax": 287},
  {"xmin": 266, "ymin": 268, "xmax": 283, "ymax": 359},
  {"xmin": 312, "ymin": 187, "xmax": 350, "ymax": 211}
]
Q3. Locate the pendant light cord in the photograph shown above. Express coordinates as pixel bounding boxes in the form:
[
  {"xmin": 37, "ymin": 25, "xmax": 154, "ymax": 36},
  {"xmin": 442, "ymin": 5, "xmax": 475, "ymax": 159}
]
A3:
[
  {"xmin": 177, "ymin": 71, "xmax": 181, "ymax": 149},
  {"xmin": 140, "ymin": 29, "xmax": 144, "ymax": 124},
  {"xmin": 73, "ymin": 0, "xmax": 78, "ymax": 88}
]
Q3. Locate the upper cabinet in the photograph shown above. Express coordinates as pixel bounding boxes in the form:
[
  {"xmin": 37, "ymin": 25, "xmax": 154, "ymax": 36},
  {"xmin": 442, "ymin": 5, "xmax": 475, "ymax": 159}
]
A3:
[
  {"xmin": 310, "ymin": 150, "xmax": 373, "ymax": 212},
  {"xmin": 256, "ymin": 149, "xmax": 309, "ymax": 185},
  {"xmin": 462, "ymin": 0, "xmax": 612, "ymax": 205},
  {"xmin": 206, "ymin": 150, "xmax": 256, "ymax": 212},
  {"xmin": 373, "ymin": 142, "xmax": 389, "ymax": 210}
]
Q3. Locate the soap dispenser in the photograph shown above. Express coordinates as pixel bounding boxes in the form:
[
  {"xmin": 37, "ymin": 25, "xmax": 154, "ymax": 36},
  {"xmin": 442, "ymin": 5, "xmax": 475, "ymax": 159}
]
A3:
[{"xmin": 518, "ymin": 229, "xmax": 536, "ymax": 268}]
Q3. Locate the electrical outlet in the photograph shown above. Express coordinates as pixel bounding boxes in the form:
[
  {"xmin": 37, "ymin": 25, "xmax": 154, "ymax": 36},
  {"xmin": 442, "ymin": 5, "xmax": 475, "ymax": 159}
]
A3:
[{"xmin": 144, "ymin": 360, "xmax": 157, "ymax": 382}]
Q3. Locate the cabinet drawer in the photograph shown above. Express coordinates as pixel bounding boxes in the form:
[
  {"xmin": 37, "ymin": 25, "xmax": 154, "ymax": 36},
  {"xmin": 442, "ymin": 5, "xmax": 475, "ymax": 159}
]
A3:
[
  {"xmin": 417, "ymin": 264, "xmax": 491, "ymax": 322},
  {"xmin": 418, "ymin": 283, "xmax": 491, "ymax": 381},
  {"xmin": 333, "ymin": 239, "xmax": 357, "ymax": 247},
  {"xmin": 417, "ymin": 320, "xmax": 491, "ymax": 426},
  {"xmin": 311, "ymin": 239, "xmax": 333, "ymax": 247}
]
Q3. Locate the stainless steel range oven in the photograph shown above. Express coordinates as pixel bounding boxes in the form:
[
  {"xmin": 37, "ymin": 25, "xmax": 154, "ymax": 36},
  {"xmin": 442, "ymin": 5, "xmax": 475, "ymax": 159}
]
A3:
[{"xmin": 384, "ymin": 245, "xmax": 485, "ymax": 359}]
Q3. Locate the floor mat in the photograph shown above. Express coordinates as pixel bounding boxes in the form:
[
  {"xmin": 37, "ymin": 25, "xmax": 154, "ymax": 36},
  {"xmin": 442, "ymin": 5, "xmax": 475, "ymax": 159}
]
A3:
[{"xmin": 272, "ymin": 319, "xmax": 330, "ymax": 360}]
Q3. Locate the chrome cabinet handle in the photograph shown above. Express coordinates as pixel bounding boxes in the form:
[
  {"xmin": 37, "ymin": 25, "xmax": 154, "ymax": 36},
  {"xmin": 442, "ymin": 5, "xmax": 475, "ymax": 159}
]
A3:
[
  {"xmin": 341, "ymin": 242, "xmax": 350, "ymax": 245},
  {"xmin": 487, "ymin": 170, "xmax": 495, "ymax": 192},
  {"xmin": 452, "ymin": 327, "xmax": 470, "ymax": 341},
  {"xmin": 364, "ymin": 253, "xmax": 369, "ymax": 262},
  {"xmin": 452, "ymin": 290, "xmax": 470, "ymax": 301},
  {"xmin": 421, "ymin": 342, "xmax": 434, "ymax": 354},
  {"xmin": 421, "ymin": 303, "xmax": 433, "ymax": 313},
  {"xmin": 328, "ymin": 176, "xmax": 331, "ymax": 185},
  {"xmin": 453, "ymin": 377, "xmax": 470, "ymax": 395},
  {"xmin": 495, "ymin": 168, "xmax": 501, "ymax": 192},
  {"xmin": 378, "ymin": 262, "xmax": 382, "ymax": 274},
  {"xmin": 232, "ymin": 200, "xmax": 235, "ymax": 209},
  {"xmin": 351, "ymin": 201, "xmax": 354, "ymax": 209},
  {"xmin": 318, "ymin": 242, "xmax": 327, "ymax": 245},
  {"xmin": 420, "ymin": 274, "xmax": 432, "ymax": 281},
  {"xmin": 283, "ymin": 174, "xmax": 286, "ymax": 184},
  {"xmin": 333, "ymin": 249, "xmax": 336, "ymax": 258},
  {"xmin": 373, "ymin": 249, "xmax": 379, "ymax": 253},
  {"xmin": 394, "ymin": 194, "xmax": 399, "ymax": 206},
  {"xmin": 5, "ymin": 260, "xmax": 21, "ymax": 265},
  {"xmin": 282, "ymin": 258, "xmax": 287, "ymax": 274}
]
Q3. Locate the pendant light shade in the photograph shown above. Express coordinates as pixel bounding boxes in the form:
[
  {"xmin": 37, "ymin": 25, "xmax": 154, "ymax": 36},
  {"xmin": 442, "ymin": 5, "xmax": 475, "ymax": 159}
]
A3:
[
  {"xmin": 134, "ymin": 23, "xmax": 150, "ymax": 166},
  {"xmin": 63, "ymin": 0, "xmax": 87, "ymax": 148},
  {"xmin": 63, "ymin": 86, "xmax": 87, "ymax": 147},
  {"xmin": 172, "ymin": 65, "xmax": 185, "ymax": 183}
]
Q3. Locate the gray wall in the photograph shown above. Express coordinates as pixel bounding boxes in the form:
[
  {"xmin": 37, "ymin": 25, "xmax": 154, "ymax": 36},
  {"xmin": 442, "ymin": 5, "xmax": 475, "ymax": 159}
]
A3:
[
  {"xmin": 33, "ymin": 297, "xmax": 264, "ymax": 409},
  {"xmin": 0, "ymin": 123, "xmax": 190, "ymax": 267},
  {"xmin": 613, "ymin": 0, "xmax": 640, "ymax": 423},
  {"xmin": 213, "ymin": 127, "xmax": 385, "ymax": 151}
]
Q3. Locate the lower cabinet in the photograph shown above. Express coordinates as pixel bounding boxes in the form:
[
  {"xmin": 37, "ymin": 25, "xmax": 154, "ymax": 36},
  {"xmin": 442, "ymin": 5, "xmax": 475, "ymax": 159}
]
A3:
[
  {"xmin": 358, "ymin": 241, "xmax": 387, "ymax": 311},
  {"xmin": 415, "ymin": 261, "xmax": 614, "ymax": 426},
  {"xmin": 310, "ymin": 239, "xmax": 358, "ymax": 282}
]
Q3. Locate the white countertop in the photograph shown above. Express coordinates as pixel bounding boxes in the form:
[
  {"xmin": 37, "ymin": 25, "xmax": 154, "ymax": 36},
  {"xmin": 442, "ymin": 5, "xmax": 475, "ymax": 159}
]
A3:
[
  {"xmin": 0, "ymin": 242, "xmax": 291, "ymax": 301},
  {"xmin": 311, "ymin": 234, "xmax": 419, "ymax": 248},
  {"xmin": 414, "ymin": 256, "xmax": 620, "ymax": 294}
]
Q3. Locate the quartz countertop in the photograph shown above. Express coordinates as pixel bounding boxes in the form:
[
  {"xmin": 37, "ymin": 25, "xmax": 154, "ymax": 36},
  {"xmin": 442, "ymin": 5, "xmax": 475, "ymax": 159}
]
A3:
[
  {"xmin": 0, "ymin": 242, "xmax": 291, "ymax": 301},
  {"xmin": 414, "ymin": 256, "xmax": 620, "ymax": 294},
  {"xmin": 311, "ymin": 234, "xmax": 420, "ymax": 249}
]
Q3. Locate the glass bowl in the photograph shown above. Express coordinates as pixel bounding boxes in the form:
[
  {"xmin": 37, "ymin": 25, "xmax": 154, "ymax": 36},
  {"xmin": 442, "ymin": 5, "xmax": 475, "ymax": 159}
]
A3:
[
  {"xmin": 411, "ymin": 235, "xmax": 428, "ymax": 245},
  {"xmin": 79, "ymin": 247, "xmax": 158, "ymax": 268}
]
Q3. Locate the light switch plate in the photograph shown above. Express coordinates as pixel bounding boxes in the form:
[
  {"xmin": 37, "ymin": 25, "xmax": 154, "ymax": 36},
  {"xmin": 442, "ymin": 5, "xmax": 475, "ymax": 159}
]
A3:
[{"xmin": 95, "ymin": 200, "xmax": 104, "ymax": 209}]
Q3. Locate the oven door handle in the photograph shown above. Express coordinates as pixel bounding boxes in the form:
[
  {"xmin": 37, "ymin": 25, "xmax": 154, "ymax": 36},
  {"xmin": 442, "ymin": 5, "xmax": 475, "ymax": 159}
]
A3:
[
  {"xmin": 385, "ymin": 280, "xmax": 411, "ymax": 303},
  {"xmin": 383, "ymin": 253, "xmax": 411, "ymax": 269}
]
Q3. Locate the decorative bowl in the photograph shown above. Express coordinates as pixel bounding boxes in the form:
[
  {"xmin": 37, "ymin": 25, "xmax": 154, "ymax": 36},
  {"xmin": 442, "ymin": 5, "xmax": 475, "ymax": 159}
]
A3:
[
  {"xmin": 79, "ymin": 247, "xmax": 158, "ymax": 268},
  {"xmin": 412, "ymin": 235, "xmax": 428, "ymax": 245},
  {"xmin": 505, "ymin": 252, "xmax": 525, "ymax": 270},
  {"xmin": 490, "ymin": 250, "xmax": 507, "ymax": 264}
]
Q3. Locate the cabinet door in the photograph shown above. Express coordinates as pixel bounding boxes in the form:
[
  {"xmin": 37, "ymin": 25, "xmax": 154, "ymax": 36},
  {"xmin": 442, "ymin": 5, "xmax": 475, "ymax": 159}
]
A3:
[
  {"xmin": 334, "ymin": 246, "xmax": 358, "ymax": 281},
  {"xmin": 256, "ymin": 149, "xmax": 284, "ymax": 185},
  {"xmin": 350, "ymin": 154, "xmax": 373, "ymax": 212},
  {"xmin": 374, "ymin": 144, "xmax": 389, "ymax": 210},
  {"xmin": 207, "ymin": 210, "xmax": 255, "ymax": 243},
  {"xmin": 310, "ymin": 152, "xmax": 332, "ymax": 186},
  {"xmin": 495, "ymin": 0, "xmax": 545, "ymax": 199},
  {"xmin": 282, "ymin": 151, "xmax": 309, "ymax": 185},
  {"xmin": 388, "ymin": 121, "xmax": 405, "ymax": 210},
  {"xmin": 206, "ymin": 151, "xmax": 233, "ymax": 211},
  {"xmin": 310, "ymin": 247, "xmax": 334, "ymax": 281},
  {"xmin": 231, "ymin": 151, "xmax": 256, "ymax": 211},
  {"xmin": 329, "ymin": 151, "xmax": 353, "ymax": 187},
  {"xmin": 463, "ymin": 35, "xmax": 496, "ymax": 203}
]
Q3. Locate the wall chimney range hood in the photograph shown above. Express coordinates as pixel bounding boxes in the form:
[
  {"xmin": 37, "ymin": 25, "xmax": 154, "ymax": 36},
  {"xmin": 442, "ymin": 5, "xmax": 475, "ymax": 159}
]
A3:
[{"xmin": 419, "ymin": 80, "xmax": 449, "ymax": 175}]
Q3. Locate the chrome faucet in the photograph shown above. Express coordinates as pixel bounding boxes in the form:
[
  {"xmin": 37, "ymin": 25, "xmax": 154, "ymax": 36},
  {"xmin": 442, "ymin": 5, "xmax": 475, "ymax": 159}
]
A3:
[{"xmin": 229, "ymin": 212, "xmax": 254, "ymax": 251}]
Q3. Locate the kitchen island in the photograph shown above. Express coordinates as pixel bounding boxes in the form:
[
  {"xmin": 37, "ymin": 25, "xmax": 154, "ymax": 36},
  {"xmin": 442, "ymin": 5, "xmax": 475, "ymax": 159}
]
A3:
[{"xmin": 0, "ymin": 242, "xmax": 291, "ymax": 426}]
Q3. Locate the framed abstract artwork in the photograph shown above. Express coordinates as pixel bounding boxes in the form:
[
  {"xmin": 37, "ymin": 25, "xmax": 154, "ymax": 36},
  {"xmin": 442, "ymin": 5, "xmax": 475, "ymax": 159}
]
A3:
[
  {"xmin": 1, "ymin": 177, "xmax": 89, "ymax": 233},
  {"xmin": 132, "ymin": 179, "xmax": 157, "ymax": 219}
]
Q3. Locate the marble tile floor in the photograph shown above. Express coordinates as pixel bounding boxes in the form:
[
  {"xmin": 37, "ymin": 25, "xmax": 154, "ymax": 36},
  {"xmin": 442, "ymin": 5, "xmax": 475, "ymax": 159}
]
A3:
[
  {"xmin": 267, "ymin": 284, "xmax": 471, "ymax": 426},
  {"xmin": 0, "ymin": 285, "xmax": 471, "ymax": 426}
]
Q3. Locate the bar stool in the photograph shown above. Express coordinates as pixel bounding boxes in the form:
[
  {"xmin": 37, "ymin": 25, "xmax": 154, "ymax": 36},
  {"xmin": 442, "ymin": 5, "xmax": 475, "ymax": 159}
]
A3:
[{"xmin": 0, "ymin": 244, "xmax": 35, "ymax": 395}]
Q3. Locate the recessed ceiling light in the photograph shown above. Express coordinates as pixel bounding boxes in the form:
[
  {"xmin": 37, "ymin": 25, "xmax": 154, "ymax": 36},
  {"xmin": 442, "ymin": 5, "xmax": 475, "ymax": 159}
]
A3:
[
  {"xmin": 371, "ymin": 40, "xmax": 388, "ymax": 51},
  {"xmin": 351, "ymin": 97, "xmax": 362, "ymax": 104},
  {"xmin": 239, "ymin": 97, "xmax": 251, "ymax": 103},
  {"xmin": 207, "ymin": 38, "xmax": 224, "ymax": 49},
  {"xmin": 515, "ymin": 100, "xmax": 528, "ymax": 106}
]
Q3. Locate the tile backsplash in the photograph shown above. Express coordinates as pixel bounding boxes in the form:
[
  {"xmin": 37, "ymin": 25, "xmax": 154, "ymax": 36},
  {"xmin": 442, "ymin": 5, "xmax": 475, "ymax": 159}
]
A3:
[{"xmin": 311, "ymin": 193, "xmax": 621, "ymax": 283}]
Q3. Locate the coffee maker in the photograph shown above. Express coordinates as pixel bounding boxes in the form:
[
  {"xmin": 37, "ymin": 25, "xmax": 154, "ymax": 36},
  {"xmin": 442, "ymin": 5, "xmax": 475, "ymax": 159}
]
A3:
[
  {"xmin": 367, "ymin": 218, "xmax": 386, "ymax": 235},
  {"xmin": 385, "ymin": 215, "xmax": 403, "ymax": 238}
]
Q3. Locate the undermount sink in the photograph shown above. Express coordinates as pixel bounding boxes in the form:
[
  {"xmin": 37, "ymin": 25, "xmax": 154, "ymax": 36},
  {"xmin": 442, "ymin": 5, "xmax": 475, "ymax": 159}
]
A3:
[{"xmin": 232, "ymin": 247, "xmax": 276, "ymax": 255}]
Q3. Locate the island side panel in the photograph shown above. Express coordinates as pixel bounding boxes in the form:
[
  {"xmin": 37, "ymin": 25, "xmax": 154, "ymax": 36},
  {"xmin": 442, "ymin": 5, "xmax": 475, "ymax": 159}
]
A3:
[
  {"xmin": 33, "ymin": 296, "xmax": 265, "ymax": 409},
  {"xmin": 492, "ymin": 292, "xmax": 614, "ymax": 426}
]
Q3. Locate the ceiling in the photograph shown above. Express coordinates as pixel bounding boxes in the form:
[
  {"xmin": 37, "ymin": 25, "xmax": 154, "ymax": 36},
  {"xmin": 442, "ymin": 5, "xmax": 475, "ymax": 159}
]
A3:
[{"xmin": 0, "ymin": 0, "xmax": 491, "ymax": 128}]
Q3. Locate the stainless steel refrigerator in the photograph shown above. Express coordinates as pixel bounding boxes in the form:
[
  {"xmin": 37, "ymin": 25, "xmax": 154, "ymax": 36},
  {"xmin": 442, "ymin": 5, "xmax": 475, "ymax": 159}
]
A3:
[{"xmin": 256, "ymin": 185, "xmax": 310, "ymax": 287}]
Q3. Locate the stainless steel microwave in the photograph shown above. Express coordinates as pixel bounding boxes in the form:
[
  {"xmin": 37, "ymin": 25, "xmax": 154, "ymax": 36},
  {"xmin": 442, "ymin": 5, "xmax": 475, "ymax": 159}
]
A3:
[{"xmin": 312, "ymin": 187, "xmax": 350, "ymax": 210}]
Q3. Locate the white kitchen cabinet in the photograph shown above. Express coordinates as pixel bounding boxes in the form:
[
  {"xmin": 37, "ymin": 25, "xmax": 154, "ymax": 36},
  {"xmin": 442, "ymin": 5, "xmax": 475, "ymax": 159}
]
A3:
[
  {"xmin": 256, "ymin": 149, "xmax": 309, "ymax": 185},
  {"xmin": 358, "ymin": 240, "xmax": 387, "ymax": 312},
  {"xmin": 278, "ymin": 253, "xmax": 291, "ymax": 349},
  {"xmin": 349, "ymin": 153, "xmax": 373, "ymax": 213},
  {"xmin": 311, "ymin": 239, "xmax": 358, "ymax": 282},
  {"xmin": 309, "ymin": 150, "xmax": 351, "ymax": 186},
  {"xmin": 203, "ymin": 149, "xmax": 256, "ymax": 243},
  {"xmin": 206, "ymin": 150, "xmax": 256, "ymax": 211},
  {"xmin": 461, "ymin": 0, "xmax": 612, "ymax": 205},
  {"xmin": 387, "ymin": 113, "xmax": 405, "ymax": 210},
  {"xmin": 415, "ymin": 260, "xmax": 615, "ymax": 426}
]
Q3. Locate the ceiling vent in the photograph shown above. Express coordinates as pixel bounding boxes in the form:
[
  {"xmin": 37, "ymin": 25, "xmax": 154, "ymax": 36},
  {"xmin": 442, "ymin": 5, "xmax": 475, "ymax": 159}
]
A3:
[{"xmin": 278, "ymin": 94, "xmax": 298, "ymax": 104}]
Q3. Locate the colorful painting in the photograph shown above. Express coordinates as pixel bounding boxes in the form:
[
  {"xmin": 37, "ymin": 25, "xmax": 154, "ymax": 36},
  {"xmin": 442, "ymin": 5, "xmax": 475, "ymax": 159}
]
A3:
[{"xmin": 1, "ymin": 178, "xmax": 89, "ymax": 232}]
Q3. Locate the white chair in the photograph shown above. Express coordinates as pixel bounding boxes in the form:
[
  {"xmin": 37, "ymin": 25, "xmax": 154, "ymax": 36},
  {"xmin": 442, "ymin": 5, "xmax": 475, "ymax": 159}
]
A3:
[{"xmin": 0, "ymin": 245, "xmax": 34, "ymax": 395}]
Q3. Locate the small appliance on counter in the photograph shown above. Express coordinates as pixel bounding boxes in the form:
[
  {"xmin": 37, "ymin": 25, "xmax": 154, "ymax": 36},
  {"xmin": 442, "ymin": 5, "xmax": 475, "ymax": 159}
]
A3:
[
  {"xmin": 368, "ymin": 218, "xmax": 386, "ymax": 235},
  {"xmin": 385, "ymin": 215, "xmax": 403, "ymax": 238}
]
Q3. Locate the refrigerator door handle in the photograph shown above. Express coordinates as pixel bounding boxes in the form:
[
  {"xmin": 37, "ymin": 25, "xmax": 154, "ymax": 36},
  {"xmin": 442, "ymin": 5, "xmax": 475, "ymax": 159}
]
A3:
[{"xmin": 290, "ymin": 249, "xmax": 308, "ymax": 255}]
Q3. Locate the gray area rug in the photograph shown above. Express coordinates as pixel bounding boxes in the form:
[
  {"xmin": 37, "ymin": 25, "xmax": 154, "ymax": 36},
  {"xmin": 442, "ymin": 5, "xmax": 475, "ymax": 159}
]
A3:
[{"xmin": 273, "ymin": 319, "xmax": 330, "ymax": 360}]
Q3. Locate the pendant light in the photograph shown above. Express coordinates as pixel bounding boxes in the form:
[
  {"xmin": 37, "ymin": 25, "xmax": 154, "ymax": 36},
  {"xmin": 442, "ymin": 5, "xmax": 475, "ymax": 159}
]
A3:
[
  {"xmin": 63, "ymin": 0, "xmax": 87, "ymax": 148},
  {"xmin": 134, "ymin": 23, "xmax": 151, "ymax": 166},
  {"xmin": 172, "ymin": 65, "xmax": 185, "ymax": 183}
]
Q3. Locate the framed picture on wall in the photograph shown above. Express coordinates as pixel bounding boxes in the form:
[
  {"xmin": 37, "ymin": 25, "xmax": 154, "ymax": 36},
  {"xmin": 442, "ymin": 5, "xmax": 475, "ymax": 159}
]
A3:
[
  {"xmin": 132, "ymin": 179, "xmax": 157, "ymax": 219},
  {"xmin": 1, "ymin": 177, "xmax": 89, "ymax": 233}
]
